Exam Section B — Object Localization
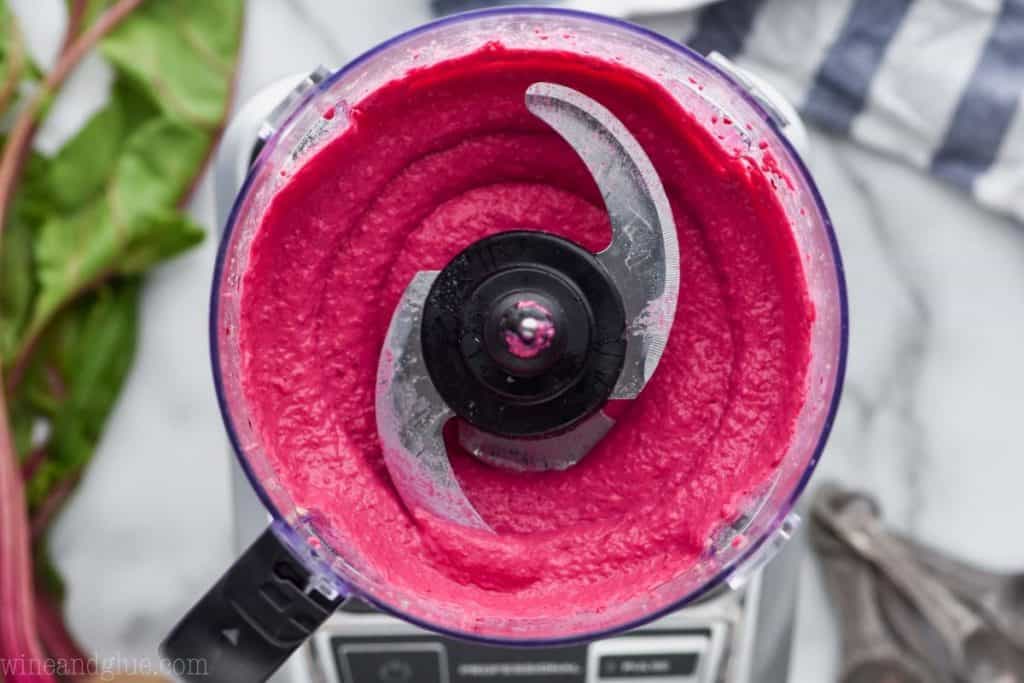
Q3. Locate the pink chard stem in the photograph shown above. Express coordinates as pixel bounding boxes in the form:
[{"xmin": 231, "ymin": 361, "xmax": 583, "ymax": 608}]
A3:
[
  {"xmin": 35, "ymin": 590, "xmax": 89, "ymax": 681},
  {"xmin": 0, "ymin": 382, "xmax": 51, "ymax": 681}
]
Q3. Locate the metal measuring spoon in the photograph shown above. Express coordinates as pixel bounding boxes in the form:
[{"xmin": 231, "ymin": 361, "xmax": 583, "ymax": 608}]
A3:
[
  {"xmin": 893, "ymin": 533, "xmax": 1024, "ymax": 653},
  {"xmin": 875, "ymin": 572, "xmax": 957, "ymax": 682},
  {"xmin": 813, "ymin": 487, "xmax": 1024, "ymax": 682},
  {"xmin": 809, "ymin": 505, "xmax": 934, "ymax": 683}
]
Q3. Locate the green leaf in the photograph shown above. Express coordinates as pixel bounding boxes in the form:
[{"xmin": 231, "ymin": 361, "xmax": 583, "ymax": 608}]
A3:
[
  {"xmin": 46, "ymin": 101, "xmax": 124, "ymax": 211},
  {"xmin": 44, "ymin": 76, "xmax": 161, "ymax": 212},
  {"xmin": 111, "ymin": 72, "xmax": 160, "ymax": 134},
  {"xmin": 30, "ymin": 202, "xmax": 202, "ymax": 340},
  {"xmin": 6, "ymin": 0, "xmax": 241, "ymax": 534},
  {"xmin": 51, "ymin": 282, "xmax": 139, "ymax": 455},
  {"xmin": 22, "ymin": 281, "xmax": 139, "ymax": 508},
  {"xmin": 0, "ymin": 216, "xmax": 37, "ymax": 361},
  {"xmin": 1, "ymin": 142, "xmax": 49, "ymax": 363},
  {"xmin": 2, "ymin": 0, "xmax": 243, "ymax": 611},
  {"xmin": 100, "ymin": 0, "xmax": 242, "ymax": 128},
  {"xmin": 115, "ymin": 208, "xmax": 205, "ymax": 274},
  {"xmin": 8, "ymin": 392, "xmax": 35, "ymax": 459},
  {"xmin": 1, "ymin": 138, "xmax": 54, "ymax": 228},
  {"xmin": 0, "ymin": 2, "xmax": 10, "ymax": 77},
  {"xmin": 0, "ymin": 0, "xmax": 27, "ymax": 117},
  {"xmin": 32, "ymin": 200, "xmax": 107, "ymax": 333},
  {"xmin": 26, "ymin": 117, "xmax": 207, "ymax": 343},
  {"xmin": 110, "ymin": 116, "xmax": 210, "ymax": 221}
]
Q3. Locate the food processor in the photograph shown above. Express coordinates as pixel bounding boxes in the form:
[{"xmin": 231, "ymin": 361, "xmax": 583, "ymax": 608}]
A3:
[{"xmin": 162, "ymin": 8, "xmax": 847, "ymax": 683}]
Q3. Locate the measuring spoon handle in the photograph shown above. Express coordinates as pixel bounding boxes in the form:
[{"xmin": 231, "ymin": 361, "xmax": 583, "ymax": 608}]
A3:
[{"xmin": 816, "ymin": 495, "xmax": 985, "ymax": 672}]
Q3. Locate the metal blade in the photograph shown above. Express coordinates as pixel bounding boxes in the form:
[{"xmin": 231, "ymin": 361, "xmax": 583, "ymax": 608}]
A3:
[
  {"xmin": 457, "ymin": 410, "xmax": 616, "ymax": 472},
  {"xmin": 375, "ymin": 271, "xmax": 489, "ymax": 530},
  {"xmin": 525, "ymin": 82, "xmax": 680, "ymax": 399},
  {"xmin": 376, "ymin": 84, "xmax": 680, "ymax": 506}
]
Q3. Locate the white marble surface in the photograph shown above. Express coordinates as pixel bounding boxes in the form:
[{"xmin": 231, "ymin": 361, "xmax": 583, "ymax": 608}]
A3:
[{"xmin": 9, "ymin": 1, "xmax": 1024, "ymax": 681}]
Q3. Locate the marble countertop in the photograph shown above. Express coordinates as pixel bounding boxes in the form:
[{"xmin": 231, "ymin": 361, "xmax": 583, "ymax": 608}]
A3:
[{"xmin": 11, "ymin": 1, "xmax": 1023, "ymax": 681}]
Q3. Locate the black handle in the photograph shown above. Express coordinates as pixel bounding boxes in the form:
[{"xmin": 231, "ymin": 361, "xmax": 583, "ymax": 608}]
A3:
[{"xmin": 161, "ymin": 526, "xmax": 344, "ymax": 682}]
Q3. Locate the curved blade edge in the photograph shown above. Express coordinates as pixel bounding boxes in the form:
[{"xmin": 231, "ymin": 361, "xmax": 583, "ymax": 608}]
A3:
[{"xmin": 525, "ymin": 82, "xmax": 680, "ymax": 399}]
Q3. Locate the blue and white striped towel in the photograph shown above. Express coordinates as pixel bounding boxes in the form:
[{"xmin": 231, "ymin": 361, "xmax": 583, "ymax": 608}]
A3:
[{"xmin": 433, "ymin": 0, "xmax": 1024, "ymax": 222}]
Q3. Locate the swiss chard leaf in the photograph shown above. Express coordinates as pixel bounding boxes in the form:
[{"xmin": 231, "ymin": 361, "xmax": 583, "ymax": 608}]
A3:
[
  {"xmin": 1, "ymin": 144, "xmax": 50, "ymax": 363},
  {"xmin": 114, "ymin": 208, "xmax": 205, "ymax": 274},
  {"xmin": 0, "ymin": 0, "xmax": 27, "ymax": 117},
  {"xmin": 100, "ymin": 0, "xmax": 242, "ymax": 129},
  {"xmin": 13, "ymin": 144, "xmax": 56, "ymax": 228},
  {"xmin": 0, "ymin": 1, "xmax": 10, "ymax": 82},
  {"xmin": 110, "ymin": 116, "xmax": 210, "ymax": 220},
  {"xmin": 8, "ymin": 392, "xmax": 35, "ymax": 460},
  {"xmin": 22, "ymin": 280, "xmax": 140, "ymax": 508},
  {"xmin": 111, "ymin": 71, "xmax": 160, "ymax": 134},
  {"xmin": 45, "ymin": 75, "xmax": 163, "ymax": 213},
  {"xmin": 1, "ymin": 216, "xmax": 37, "ymax": 361},
  {"xmin": 3, "ymin": 0, "xmax": 243, "ymax": 637},
  {"xmin": 45, "ymin": 101, "xmax": 124, "ymax": 211},
  {"xmin": 27, "ymin": 117, "xmax": 207, "ymax": 343}
]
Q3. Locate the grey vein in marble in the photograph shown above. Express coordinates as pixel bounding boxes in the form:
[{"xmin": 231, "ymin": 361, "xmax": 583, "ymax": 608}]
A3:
[{"xmin": 831, "ymin": 144, "xmax": 933, "ymax": 533}]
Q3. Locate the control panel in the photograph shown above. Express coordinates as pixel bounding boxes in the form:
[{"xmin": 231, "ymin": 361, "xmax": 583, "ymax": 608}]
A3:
[{"xmin": 308, "ymin": 603, "xmax": 728, "ymax": 683}]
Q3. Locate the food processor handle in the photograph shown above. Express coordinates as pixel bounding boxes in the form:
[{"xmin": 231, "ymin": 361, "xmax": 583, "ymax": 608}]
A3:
[{"xmin": 160, "ymin": 523, "xmax": 344, "ymax": 682}]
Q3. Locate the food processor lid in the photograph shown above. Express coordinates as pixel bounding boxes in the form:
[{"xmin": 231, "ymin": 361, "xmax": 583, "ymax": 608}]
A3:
[{"xmin": 374, "ymin": 82, "xmax": 680, "ymax": 530}]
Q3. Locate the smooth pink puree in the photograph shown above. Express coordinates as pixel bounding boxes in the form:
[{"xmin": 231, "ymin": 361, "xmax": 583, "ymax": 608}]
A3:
[{"xmin": 239, "ymin": 46, "xmax": 813, "ymax": 618}]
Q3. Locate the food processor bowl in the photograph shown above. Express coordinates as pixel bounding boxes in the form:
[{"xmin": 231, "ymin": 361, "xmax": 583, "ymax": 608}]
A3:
[{"xmin": 164, "ymin": 8, "xmax": 847, "ymax": 682}]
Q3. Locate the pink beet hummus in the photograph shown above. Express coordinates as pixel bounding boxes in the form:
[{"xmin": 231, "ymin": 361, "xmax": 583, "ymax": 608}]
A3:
[{"xmin": 238, "ymin": 46, "xmax": 812, "ymax": 619}]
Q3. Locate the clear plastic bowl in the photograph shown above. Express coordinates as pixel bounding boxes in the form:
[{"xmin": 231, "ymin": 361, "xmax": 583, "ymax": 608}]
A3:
[{"xmin": 211, "ymin": 7, "xmax": 848, "ymax": 645}]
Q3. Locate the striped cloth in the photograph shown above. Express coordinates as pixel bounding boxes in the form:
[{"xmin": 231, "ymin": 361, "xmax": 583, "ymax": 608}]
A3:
[{"xmin": 432, "ymin": 0, "xmax": 1024, "ymax": 222}]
